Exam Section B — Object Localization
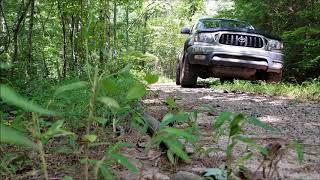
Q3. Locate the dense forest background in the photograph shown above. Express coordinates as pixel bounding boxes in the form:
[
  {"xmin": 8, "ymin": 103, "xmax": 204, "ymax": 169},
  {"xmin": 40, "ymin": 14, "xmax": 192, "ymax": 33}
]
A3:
[{"xmin": 1, "ymin": 0, "xmax": 319, "ymax": 84}]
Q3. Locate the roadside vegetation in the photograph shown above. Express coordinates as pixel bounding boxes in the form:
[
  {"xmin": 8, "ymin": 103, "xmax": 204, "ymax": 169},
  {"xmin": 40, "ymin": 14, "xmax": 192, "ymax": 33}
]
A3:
[{"xmin": 210, "ymin": 79, "xmax": 320, "ymax": 101}]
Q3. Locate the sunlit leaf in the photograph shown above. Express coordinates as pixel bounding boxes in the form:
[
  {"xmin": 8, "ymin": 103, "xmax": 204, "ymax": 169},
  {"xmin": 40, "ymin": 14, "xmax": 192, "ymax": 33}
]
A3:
[
  {"xmin": 162, "ymin": 128, "xmax": 198, "ymax": 142},
  {"xmin": 82, "ymin": 134, "xmax": 97, "ymax": 143},
  {"xmin": 54, "ymin": 81, "xmax": 88, "ymax": 96},
  {"xmin": 0, "ymin": 123, "xmax": 35, "ymax": 148},
  {"xmin": 0, "ymin": 85, "xmax": 56, "ymax": 115},
  {"xmin": 110, "ymin": 153, "xmax": 138, "ymax": 172},
  {"xmin": 236, "ymin": 152, "xmax": 253, "ymax": 164},
  {"xmin": 98, "ymin": 97, "xmax": 120, "ymax": 109},
  {"xmin": 100, "ymin": 78, "xmax": 117, "ymax": 93},
  {"xmin": 126, "ymin": 84, "xmax": 146, "ymax": 100},
  {"xmin": 213, "ymin": 112, "xmax": 232, "ymax": 130},
  {"xmin": 229, "ymin": 113, "xmax": 244, "ymax": 136},
  {"xmin": 144, "ymin": 73, "xmax": 159, "ymax": 84},
  {"xmin": 159, "ymin": 112, "xmax": 189, "ymax": 128}
]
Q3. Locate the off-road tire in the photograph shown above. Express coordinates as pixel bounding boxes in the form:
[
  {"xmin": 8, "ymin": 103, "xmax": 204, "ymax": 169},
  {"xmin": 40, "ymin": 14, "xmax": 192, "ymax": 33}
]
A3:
[
  {"xmin": 176, "ymin": 62, "xmax": 181, "ymax": 85},
  {"xmin": 267, "ymin": 72, "xmax": 282, "ymax": 83},
  {"xmin": 180, "ymin": 55, "xmax": 198, "ymax": 87}
]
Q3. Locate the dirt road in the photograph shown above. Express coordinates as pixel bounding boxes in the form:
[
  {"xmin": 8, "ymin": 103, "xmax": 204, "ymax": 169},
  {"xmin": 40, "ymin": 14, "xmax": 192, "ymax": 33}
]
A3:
[{"xmin": 138, "ymin": 82, "xmax": 320, "ymax": 179}]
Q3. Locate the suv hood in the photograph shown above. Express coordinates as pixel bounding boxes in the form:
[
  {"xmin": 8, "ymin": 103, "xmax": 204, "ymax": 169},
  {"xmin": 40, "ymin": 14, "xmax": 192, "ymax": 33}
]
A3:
[{"xmin": 196, "ymin": 27, "xmax": 281, "ymax": 41}]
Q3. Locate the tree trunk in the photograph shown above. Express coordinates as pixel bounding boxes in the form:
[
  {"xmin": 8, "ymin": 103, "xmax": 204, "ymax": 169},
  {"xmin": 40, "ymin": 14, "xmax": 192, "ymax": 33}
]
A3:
[
  {"xmin": 58, "ymin": 1, "xmax": 67, "ymax": 79},
  {"xmin": 125, "ymin": 4, "xmax": 129, "ymax": 57},
  {"xmin": 70, "ymin": 15, "xmax": 76, "ymax": 71},
  {"xmin": 112, "ymin": 0, "xmax": 117, "ymax": 61},
  {"xmin": 27, "ymin": 0, "xmax": 35, "ymax": 77},
  {"xmin": 12, "ymin": 0, "xmax": 31, "ymax": 74},
  {"xmin": 105, "ymin": 0, "xmax": 110, "ymax": 63}
]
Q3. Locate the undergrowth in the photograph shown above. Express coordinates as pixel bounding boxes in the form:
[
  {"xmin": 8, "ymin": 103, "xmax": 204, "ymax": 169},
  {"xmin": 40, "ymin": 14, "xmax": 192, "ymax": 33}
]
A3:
[{"xmin": 210, "ymin": 79, "xmax": 320, "ymax": 101}]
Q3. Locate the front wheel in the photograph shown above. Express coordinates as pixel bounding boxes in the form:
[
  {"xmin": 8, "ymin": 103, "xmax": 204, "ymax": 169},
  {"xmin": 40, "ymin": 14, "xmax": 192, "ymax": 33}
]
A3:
[
  {"xmin": 176, "ymin": 62, "xmax": 181, "ymax": 85},
  {"xmin": 180, "ymin": 55, "xmax": 198, "ymax": 87},
  {"xmin": 267, "ymin": 72, "xmax": 282, "ymax": 83}
]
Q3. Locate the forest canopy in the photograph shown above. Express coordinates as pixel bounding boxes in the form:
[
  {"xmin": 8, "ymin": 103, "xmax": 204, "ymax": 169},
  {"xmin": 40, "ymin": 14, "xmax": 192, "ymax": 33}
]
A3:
[{"xmin": 1, "ymin": 0, "xmax": 319, "ymax": 82}]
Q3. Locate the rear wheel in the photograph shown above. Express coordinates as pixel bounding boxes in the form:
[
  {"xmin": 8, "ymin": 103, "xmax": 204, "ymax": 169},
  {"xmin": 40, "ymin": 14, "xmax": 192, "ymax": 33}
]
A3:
[{"xmin": 180, "ymin": 55, "xmax": 198, "ymax": 87}]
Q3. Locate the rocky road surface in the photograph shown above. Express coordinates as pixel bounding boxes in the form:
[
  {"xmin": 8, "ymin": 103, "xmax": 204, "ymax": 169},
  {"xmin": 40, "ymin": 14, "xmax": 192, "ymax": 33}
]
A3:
[{"xmin": 137, "ymin": 82, "xmax": 320, "ymax": 180}]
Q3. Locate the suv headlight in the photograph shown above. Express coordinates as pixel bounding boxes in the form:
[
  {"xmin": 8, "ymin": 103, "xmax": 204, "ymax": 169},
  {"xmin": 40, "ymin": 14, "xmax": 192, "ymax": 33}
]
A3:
[
  {"xmin": 267, "ymin": 39, "xmax": 283, "ymax": 51},
  {"xmin": 194, "ymin": 33, "xmax": 218, "ymax": 43}
]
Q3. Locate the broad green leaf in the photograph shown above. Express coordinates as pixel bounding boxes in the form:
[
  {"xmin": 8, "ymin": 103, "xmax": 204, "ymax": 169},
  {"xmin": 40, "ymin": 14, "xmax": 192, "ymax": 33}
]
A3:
[
  {"xmin": 82, "ymin": 134, "xmax": 97, "ymax": 143},
  {"xmin": 0, "ymin": 85, "xmax": 56, "ymax": 115},
  {"xmin": 42, "ymin": 120, "xmax": 74, "ymax": 144},
  {"xmin": 293, "ymin": 141, "xmax": 304, "ymax": 163},
  {"xmin": 247, "ymin": 117, "xmax": 278, "ymax": 132},
  {"xmin": 213, "ymin": 112, "xmax": 232, "ymax": 130},
  {"xmin": 144, "ymin": 73, "xmax": 159, "ymax": 84},
  {"xmin": 229, "ymin": 113, "xmax": 244, "ymax": 137},
  {"xmin": 126, "ymin": 84, "xmax": 146, "ymax": 100},
  {"xmin": 100, "ymin": 165, "xmax": 114, "ymax": 180},
  {"xmin": 0, "ymin": 123, "xmax": 35, "ymax": 148},
  {"xmin": 100, "ymin": 78, "xmax": 117, "ymax": 93},
  {"xmin": 159, "ymin": 113, "xmax": 189, "ymax": 128},
  {"xmin": 108, "ymin": 142, "xmax": 131, "ymax": 154},
  {"xmin": 54, "ymin": 81, "xmax": 87, "ymax": 96},
  {"xmin": 162, "ymin": 128, "xmax": 198, "ymax": 142},
  {"xmin": 110, "ymin": 153, "xmax": 138, "ymax": 172},
  {"xmin": 98, "ymin": 97, "xmax": 120, "ymax": 109},
  {"xmin": 164, "ymin": 139, "xmax": 190, "ymax": 162}
]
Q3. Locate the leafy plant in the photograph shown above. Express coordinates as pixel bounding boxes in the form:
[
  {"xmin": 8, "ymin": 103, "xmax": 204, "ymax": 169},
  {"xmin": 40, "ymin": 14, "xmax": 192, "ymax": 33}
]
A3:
[
  {"xmin": 93, "ymin": 142, "xmax": 138, "ymax": 179},
  {"xmin": 212, "ymin": 112, "xmax": 304, "ymax": 179},
  {"xmin": 150, "ymin": 112, "xmax": 199, "ymax": 164}
]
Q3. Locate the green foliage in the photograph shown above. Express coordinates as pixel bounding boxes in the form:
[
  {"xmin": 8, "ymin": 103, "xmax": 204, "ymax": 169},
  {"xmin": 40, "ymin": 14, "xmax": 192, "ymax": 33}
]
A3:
[
  {"xmin": 126, "ymin": 84, "xmax": 146, "ymax": 100},
  {"xmin": 0, "ymin": 85, "xmax": 56, "ymax": 115},
  {"xmin": 54, "ymin": 81, "xmax": 88, "ymax": 96},
  {"xmin": 151, "ymin": 112, "xmax": 199, "ymax": 164},
  {"xmin": 0, "ymin": 123, "xmax": 35, "ymax": 148}
]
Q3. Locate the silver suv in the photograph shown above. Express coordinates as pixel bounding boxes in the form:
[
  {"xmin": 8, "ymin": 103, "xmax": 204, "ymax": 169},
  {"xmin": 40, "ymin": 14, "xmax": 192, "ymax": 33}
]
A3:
[{"xmin": 176, "ymin": 18, "xmax": 284, "ymax": 87}]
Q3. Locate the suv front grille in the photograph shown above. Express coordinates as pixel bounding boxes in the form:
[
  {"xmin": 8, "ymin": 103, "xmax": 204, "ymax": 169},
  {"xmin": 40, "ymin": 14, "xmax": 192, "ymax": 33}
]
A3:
[{"xmin": 219, "ymin": 34, "xmax": 264, "ymax": 48}]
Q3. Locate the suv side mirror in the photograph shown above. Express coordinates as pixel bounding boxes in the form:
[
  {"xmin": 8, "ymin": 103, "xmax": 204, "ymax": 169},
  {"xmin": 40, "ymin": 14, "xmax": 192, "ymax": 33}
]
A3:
[{"xmin": 181, "ymin": 27, "xmax": 191, "ymax": 34}]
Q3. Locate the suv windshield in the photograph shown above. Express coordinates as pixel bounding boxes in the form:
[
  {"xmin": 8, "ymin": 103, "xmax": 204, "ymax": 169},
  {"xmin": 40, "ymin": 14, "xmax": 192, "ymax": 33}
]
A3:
[{"xmin": 196, "ymin": 19, "xmax": 254, "ymax": 30}]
